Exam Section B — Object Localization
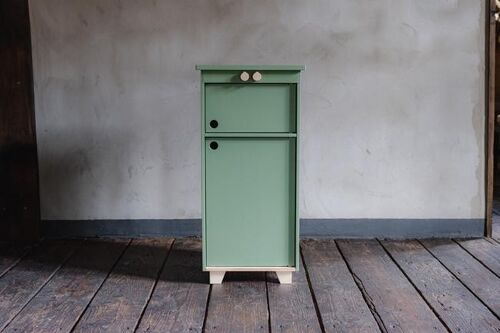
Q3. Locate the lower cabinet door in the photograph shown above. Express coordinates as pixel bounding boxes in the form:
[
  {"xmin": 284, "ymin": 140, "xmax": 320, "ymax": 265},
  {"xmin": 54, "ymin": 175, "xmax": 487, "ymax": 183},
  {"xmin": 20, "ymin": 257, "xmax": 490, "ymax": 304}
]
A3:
[{"xmin": 205, "ymin": 138, "xmax": 296, "ymax": 267}]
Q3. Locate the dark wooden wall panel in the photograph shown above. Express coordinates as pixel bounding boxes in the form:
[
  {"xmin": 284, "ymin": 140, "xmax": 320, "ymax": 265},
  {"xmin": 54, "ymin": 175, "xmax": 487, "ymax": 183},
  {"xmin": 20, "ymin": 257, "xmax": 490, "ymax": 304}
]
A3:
[{"xmin": 0, "ymin": 0, "xmax": 40, "ymax": 240}]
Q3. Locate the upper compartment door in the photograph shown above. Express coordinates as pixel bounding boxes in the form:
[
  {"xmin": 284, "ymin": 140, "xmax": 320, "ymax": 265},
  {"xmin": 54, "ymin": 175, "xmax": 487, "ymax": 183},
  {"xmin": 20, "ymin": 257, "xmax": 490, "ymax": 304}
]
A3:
[{"xmin": 205, "ymin": 84, "xmax": 295, "ymax": 133}]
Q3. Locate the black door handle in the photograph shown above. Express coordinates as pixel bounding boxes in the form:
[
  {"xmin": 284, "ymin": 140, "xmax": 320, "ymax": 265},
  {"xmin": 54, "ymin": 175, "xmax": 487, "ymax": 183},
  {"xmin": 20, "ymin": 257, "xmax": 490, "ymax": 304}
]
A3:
[
  {"xmin": 210, "ymin": 141, "xmax": 218, "ymax": 150},
  {"xmin": 209, "ymin": 120, "xmax": 218, "ymax": 128}
]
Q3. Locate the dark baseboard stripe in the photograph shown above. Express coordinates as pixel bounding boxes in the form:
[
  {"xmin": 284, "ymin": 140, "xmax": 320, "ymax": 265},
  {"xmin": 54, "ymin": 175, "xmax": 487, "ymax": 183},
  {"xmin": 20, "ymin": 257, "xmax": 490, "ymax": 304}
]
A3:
[
  {"xmin": 43, "ymin": 218, "xmax": 484, "ymax": 239},
  {"xmin": 300, "ymin": 218, "xmax": 484, "ymax": 239}
]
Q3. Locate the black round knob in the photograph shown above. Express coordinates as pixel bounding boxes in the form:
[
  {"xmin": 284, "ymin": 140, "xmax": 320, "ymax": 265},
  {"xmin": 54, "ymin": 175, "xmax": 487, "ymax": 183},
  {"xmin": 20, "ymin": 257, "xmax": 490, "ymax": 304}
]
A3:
[
  {"xmin": 210, "ymin": 141, "xmax": 218, "ymax": 150},
  {"xmin": 210, "ymin": 120, "xmax": 218, "ymax": 128}
]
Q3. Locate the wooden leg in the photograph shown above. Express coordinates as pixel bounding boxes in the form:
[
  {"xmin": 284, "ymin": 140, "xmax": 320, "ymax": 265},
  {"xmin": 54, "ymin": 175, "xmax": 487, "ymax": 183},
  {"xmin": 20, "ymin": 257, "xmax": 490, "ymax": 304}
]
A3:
[
  {"xmin": 209, "ymin": 271, "xmax": 225, "ymax": 284},
  {"xmin": 276, "ymin": 271, "xmax": 292, "ymax": 284}
]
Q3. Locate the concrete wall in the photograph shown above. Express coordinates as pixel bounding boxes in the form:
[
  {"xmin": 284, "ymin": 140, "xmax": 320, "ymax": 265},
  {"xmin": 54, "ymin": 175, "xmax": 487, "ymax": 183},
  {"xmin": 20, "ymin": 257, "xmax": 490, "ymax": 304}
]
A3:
[{"xmin": 30, "ymin": 0, "xmax": 485, "ymax": 222}]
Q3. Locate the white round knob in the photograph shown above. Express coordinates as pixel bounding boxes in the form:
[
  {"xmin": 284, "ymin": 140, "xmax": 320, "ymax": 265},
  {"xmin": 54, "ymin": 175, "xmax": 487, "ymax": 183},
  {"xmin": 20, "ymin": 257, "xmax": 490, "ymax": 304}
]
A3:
[
  {"xmin": 252, "ymin": 71, "xmax": 262, "ymax": 81},
  {"xmin": 240, "ymin": 71, "xmax": 250, "ymax": 82}
]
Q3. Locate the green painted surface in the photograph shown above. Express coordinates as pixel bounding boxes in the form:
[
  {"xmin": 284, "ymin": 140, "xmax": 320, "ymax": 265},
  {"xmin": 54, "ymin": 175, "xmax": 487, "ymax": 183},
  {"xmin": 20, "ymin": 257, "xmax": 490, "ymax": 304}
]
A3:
[
  {"xmin": 205, "ymin": 84, "xmax": 295, "ymax": 133},
  {"xmin": 202, "ymin": 71, "xmax": 300, "ymax": 84},
  {"xmin": 196, "ymin": 65, "xmax": 304, "ymax": 71},
  {"xmin": 204, "ymin": 133, "xmax": 297, "ymax": 138},
  {"xmin": 198, "ymin": 66, "xmax": 302, "ymax": 270},
  {"xmin": 205, "ymin": 138, "xmax": 296, "ymax": 267},
  {"xmin": 200, "ymin": 72, "xmax": 206, "ymax": 267},
  {"xmin": 295, "ymin": 82, "xmax": 301, "ymax": 267}
]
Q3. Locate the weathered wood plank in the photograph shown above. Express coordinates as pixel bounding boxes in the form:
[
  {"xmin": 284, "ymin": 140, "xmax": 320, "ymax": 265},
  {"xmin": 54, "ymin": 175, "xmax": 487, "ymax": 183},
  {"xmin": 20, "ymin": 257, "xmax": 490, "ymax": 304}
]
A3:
[
  {"xmin": 0, "ymin": 241, "xmax": 78, "ymax": 330},
  {"xmin": 337, "ymin": 240, "xmax": 446, "ymax": 332},
  {"xmin": 73, "ymin": 238, "xmax": 173, "ymax": 332},
  {"xmin": 136, "ymin": 238, "xmax": 210, "ymax": 333},
  {"xmin": 422, "ymin": 239, "xmax": 500, "ymax": 316},
  {"xmin": 3, "ymin": 239, "xmax": 128, "ymax": 333},
  {"xmin": 205, "ymin": 272, "xmax": 268, "ymax": 332},
  {"xmin": 266, "ymin": 254, "xmax": 322, "ymax": 333},
  {"xmin": 383, "ymin": 240, "xmax": 500, "ymax": 332},
  {"xmin": 457, "ymin": 238, "xmax": 500, "ymax": 276},
  {"xmin": 0, "ymin": 243, "xmax": 32, "ymax": 277},
  {"xmin": 301, "ymin": 239, "xmax": 380, "ymax": 333}
]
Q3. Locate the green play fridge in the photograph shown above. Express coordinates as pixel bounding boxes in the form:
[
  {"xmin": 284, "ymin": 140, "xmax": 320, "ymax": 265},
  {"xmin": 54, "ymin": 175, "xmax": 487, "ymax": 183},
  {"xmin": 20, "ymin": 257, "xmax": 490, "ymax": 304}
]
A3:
[{"xmin": 196, "ymin": 65, "xmax": 304, "ymax": 284}]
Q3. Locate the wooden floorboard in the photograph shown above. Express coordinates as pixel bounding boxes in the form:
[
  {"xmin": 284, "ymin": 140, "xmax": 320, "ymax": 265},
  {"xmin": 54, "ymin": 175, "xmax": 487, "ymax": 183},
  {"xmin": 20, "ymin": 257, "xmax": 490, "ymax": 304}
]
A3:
[
  {"xmin": 205, "ymin": 272, "xmax": 268, "ymax": 333},
  {"xmin": 337, "ymin": 240, "xmax": 446, "ymax": 332},
  {"xmin": 0, "ymin": 243, "xmax": 32, "ymax": 277},
  {"xmin": 3, "ymin": 239, "xmax": 128, "ymax": 333},
  {"xmin": 456, "ymin": 238, "xmax": 500, "ymax": 276},
  {"xmin": 0, "ymin": 240, "xmax": 79, "ymax": 331},
  {"xmin": 301, "ymin": 239, "xmax": 380, "ymax": 333},
  {"xmin": 136, "ymin": 238, "xmax": 210, "ymax": 333},
  {"xmin": 72, "ymin": 238, "xmax": 173, "ymax": 333},
  {"xmin": 422, "ymin": 239, "xmax": 500, "ymax": 316},
  {"xmin": 1, "ymin": 237, "xmax": 498, "ymax": 332},
  {"xmin": 382, "ymin": 240, "xmax": 500, "ymax": 332},
  {"xmin": 266, "ymin": 255, "xmax": 322, "ymax": 333}
]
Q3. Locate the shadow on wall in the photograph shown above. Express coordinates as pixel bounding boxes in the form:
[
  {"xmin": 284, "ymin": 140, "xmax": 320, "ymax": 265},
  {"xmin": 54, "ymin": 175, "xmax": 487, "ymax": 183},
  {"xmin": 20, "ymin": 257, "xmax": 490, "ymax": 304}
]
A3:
[
  {"xmin": 37, "ymin": 125, "xmax": 188, "ymax": 220},
  {"xmin": 39, "ymin": 128, "xmax": 130, "ymax": 219}
]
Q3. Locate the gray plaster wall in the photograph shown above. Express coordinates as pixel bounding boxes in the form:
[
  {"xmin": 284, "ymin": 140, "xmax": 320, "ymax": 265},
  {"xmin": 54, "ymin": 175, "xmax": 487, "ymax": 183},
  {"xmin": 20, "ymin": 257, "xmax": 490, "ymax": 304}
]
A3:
[{"xmin": 30, "ymin": 0, "xmax": 485, "ymax": 221}]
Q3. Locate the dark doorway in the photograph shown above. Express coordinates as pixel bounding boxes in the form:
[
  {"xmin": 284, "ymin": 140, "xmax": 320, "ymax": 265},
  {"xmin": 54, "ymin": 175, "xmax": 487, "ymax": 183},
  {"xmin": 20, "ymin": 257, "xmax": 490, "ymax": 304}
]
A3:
[{"xmin": 0, "ymin": 0, "xmax": 40, "ymax": 240}]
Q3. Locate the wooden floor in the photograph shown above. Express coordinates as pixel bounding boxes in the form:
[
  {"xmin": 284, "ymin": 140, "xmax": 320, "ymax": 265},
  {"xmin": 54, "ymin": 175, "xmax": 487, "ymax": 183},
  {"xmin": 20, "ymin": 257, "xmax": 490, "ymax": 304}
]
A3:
[{"xmin": 0, "ymin": 237, "xmax": 499, "ymax": 332}]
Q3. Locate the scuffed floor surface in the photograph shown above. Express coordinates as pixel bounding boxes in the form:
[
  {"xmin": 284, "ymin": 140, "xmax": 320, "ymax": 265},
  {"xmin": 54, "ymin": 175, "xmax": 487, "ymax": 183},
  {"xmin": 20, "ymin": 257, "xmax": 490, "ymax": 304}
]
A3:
[{"xmin": 0, "ymin": 237, "xmax": 499, "ymax": 332}]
